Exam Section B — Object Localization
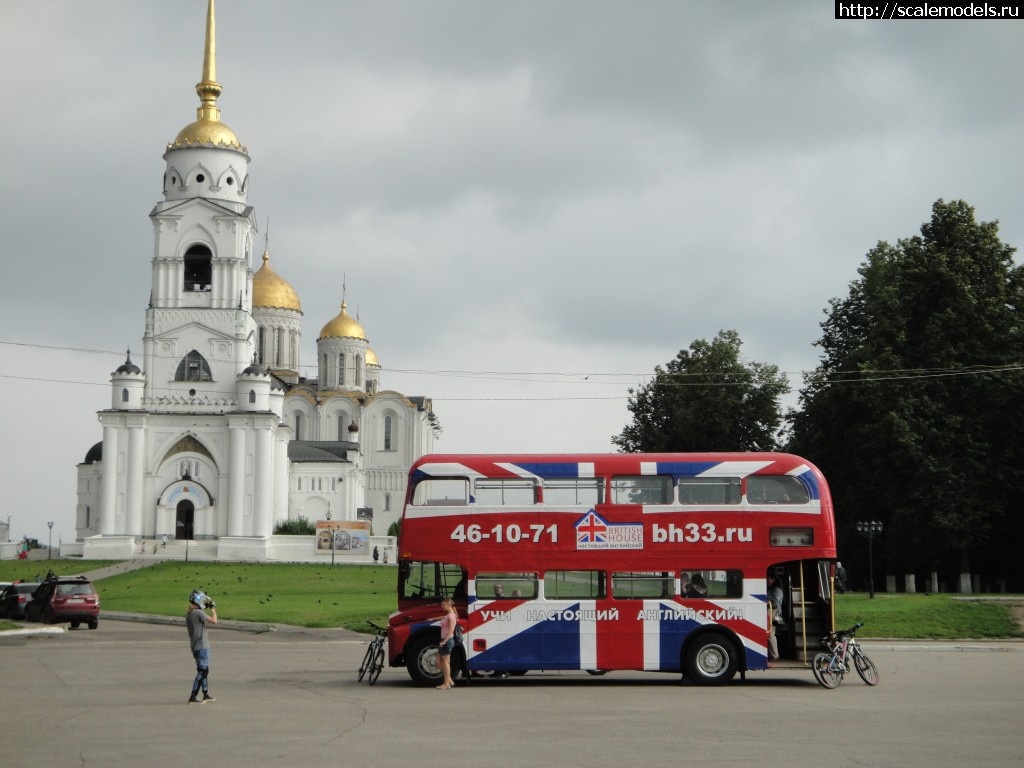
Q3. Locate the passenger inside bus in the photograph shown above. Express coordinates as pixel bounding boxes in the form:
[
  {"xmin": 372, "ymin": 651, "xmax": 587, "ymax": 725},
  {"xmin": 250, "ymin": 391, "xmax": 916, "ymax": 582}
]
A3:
[{"xmin": 685, "ymin": 573, "xmax": 709, "ymax": 598}]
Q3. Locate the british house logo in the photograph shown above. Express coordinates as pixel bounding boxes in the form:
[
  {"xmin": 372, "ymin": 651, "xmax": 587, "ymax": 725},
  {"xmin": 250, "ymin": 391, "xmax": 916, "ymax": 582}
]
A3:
[{"xmin": 574, "ymin": 510, "xmax": 643, "ymax": 550}]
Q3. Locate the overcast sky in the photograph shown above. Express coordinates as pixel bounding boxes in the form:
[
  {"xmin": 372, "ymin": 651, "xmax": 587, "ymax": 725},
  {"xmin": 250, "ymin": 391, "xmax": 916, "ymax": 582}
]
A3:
[{"xmin": 1, "ymin": 1, "xmax": 1021, "ymax": 547}]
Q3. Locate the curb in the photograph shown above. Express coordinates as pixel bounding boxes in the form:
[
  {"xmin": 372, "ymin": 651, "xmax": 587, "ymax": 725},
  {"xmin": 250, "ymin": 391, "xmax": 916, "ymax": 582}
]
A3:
[
  {"xmin": 1, "ymin": 613, "xmax": 275, "ymax": 638},
  {"xmin": 102, "ymin": 611, "xmax": 275, "ymax": 634},
  {"xmin": 862, "ymin": 640, "xmax": 1024, "ymax": 653},
  {"xmin": 0, "ymin": 626, "xmax": 66, "ymax": 638}
]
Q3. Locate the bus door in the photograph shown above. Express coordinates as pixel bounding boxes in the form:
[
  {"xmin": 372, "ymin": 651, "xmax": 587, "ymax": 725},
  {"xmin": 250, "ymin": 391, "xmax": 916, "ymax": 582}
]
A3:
[{"xmin": 772, "ymin": 560, "xmax": 833, "ymax": 662}]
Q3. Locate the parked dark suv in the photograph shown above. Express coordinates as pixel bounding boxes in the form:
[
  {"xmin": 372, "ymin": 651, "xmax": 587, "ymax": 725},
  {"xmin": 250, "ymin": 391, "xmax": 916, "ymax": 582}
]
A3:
[
  {"xmin": 26, "ymin": 575, "xmax": 100, "ymax": 629},
  {"xmin": 0, "ymin": 582, "xmax": 41, "ymax": 620}
]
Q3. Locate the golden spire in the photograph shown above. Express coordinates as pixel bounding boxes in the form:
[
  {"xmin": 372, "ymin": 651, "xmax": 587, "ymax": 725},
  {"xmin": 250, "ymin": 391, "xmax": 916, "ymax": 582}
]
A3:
[
  {"xmin": 195, "ymin": 0, "xmax": 222, "ymax": 122},
  {"xmin": 168, "ymin": 0, "xmax": 246, "ymax": 154}
]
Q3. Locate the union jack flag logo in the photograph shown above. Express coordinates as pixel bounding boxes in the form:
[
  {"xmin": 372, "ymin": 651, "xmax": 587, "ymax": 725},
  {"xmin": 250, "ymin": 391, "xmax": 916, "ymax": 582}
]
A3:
[{"xmin": 575, "ymin": 510, "xmax": 608, "ymax": 544}]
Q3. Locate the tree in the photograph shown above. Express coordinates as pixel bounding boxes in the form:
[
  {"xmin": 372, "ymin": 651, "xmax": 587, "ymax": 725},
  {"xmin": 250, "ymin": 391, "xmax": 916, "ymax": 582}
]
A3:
[
  {"xmin": 789, "ymin": 200, "xmax": 1024, "ymax": 592},
  {"xmin": 613, "ymin": 330, "xmax": 789, "ymax": 453},
  {"xmin": 273, "ymin": 517, "xmax": 316, "ymax": 535}
]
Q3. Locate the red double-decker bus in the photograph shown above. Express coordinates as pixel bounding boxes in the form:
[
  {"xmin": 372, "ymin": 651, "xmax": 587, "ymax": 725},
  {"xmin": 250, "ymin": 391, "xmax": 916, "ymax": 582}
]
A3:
[{"xmin": 387, "ymin": 452, "xmax": 837, "ymax": 686}]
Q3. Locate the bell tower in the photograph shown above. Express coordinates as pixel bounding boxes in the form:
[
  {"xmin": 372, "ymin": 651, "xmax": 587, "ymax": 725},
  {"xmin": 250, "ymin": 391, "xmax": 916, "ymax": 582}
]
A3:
[{"xmin": 143, "ymin": 0, "xmax": 257, "ymax": 399}]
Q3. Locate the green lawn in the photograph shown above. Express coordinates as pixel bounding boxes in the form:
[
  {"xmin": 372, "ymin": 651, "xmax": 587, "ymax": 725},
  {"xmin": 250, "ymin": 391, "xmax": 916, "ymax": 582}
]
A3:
[
  {"xmin": 834, "ymin": 592, "xmax": 1022, "ymax": 639},
  {"xmin": 104, "ymin": 562, "xmax": 395, "ymax": 632},
  {"xmin": 3, "ymin": 560, "xmax": 1022, "ymax": 638}
]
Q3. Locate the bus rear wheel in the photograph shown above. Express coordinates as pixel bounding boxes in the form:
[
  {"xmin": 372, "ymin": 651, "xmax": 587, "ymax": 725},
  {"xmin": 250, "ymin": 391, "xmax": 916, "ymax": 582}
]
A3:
[
  {"xmin": 685, "ymin": 633, "xmax": 738, "ymax": 686},
  {"xmin": 406, "ymin": 635, "xmax": 443, "ymax": 687}
]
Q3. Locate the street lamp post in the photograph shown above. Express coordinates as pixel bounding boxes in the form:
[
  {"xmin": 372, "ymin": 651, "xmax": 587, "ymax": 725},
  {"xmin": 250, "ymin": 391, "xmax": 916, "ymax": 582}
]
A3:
[
  {"xmin": 326, "ymin": 504, "xmax": 335, "ymax": 567},
  {"xmin": 47, "ymin": 521, "xmax": 54, "ymax": 560},
  {"xmin": 856, "ymin": 520, "xmax": 884, "ymax": 599}
]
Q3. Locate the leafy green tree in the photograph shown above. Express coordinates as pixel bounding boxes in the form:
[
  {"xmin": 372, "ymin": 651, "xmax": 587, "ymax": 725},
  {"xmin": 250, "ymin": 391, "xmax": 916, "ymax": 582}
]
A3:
[
  {"xmin": 613, "ymin": 330, "xmax": 789, "ymax": 453},
  {"xmin": 789, "ymin": 200, "xmax": 1024, "ymax": 592}
]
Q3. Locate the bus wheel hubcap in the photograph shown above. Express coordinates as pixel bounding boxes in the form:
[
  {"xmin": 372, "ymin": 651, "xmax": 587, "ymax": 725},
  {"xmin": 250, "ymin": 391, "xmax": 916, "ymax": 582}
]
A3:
[{"xmin": 698, "ymin": 647, "xmax": 725, "ymax": 675}]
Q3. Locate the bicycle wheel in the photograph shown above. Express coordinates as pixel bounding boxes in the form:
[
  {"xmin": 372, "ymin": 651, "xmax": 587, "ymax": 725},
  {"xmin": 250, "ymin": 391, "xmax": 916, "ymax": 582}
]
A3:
[
  {"xmin": 812, "ymin": 652, "xmax": 842, "ymax": 689},
  {"xmin": 853, "ymin": 648, "xmax": 879, "ymax": 685},
  {"xmin": 367, "ymin": 644, "xmax": 385, "ymax": 685},
  {"xmin": 357, "ymin": 641, "xmax": 376, "ymax": 681}
]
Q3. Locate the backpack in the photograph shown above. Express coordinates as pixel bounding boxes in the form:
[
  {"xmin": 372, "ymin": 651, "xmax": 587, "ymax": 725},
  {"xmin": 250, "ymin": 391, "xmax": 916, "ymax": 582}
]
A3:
[{"xmin": 453, "ymin": 622, "xmax": 464, "ymax": 644}]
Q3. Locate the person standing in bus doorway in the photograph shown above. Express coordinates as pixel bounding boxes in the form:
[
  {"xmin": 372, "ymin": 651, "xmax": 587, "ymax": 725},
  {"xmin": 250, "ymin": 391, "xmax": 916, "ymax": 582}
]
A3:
[
  {"xmin": 766, "ymin": 573, "xmax": 783, "ymax": 661},
  {"xmin": 435, "ymin": 597, "xmax": 457, "ymax": 690}
]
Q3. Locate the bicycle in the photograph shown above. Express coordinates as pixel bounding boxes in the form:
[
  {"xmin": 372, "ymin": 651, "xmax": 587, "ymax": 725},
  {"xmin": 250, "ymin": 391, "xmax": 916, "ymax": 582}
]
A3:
[
  {"xmin": 812, "ymin": 621, "xmax": 879, "ymax": 689},
  {"xmin": 357, "ymin": 621, "xmax": 387, "ymax": 685}
]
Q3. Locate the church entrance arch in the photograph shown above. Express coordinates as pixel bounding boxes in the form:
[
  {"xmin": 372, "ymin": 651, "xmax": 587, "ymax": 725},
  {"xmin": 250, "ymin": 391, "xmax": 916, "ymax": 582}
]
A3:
[
  {"xmin": 176, "ymin": 500, "xmax": 195, "ymax": 540},
  {"xmin": 158, "ymin": 478, "xmax": 215, "ymax": 540}
]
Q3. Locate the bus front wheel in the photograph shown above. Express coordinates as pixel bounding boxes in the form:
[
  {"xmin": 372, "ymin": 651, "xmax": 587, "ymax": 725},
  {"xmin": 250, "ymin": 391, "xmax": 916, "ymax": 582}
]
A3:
[
  {"xmin": 406, "ymin": 636, "xmax": 443, "ymax": 687},
  {"xmin": 685, "ymin": 633, "xmax": 738, "ymax": 686}
]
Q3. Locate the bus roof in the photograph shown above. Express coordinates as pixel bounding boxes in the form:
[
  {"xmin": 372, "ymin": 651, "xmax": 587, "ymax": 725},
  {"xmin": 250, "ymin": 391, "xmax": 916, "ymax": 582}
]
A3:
[{"xmin": 410, "ymin": 452, "xmax": 825, "ymax": 482}]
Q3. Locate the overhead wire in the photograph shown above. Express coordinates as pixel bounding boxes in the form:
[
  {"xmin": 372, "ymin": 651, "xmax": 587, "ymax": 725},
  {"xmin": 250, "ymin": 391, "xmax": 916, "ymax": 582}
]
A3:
[{"xmin": 1, "ymin": 339, "xmax": 1021, "ymax": 402}]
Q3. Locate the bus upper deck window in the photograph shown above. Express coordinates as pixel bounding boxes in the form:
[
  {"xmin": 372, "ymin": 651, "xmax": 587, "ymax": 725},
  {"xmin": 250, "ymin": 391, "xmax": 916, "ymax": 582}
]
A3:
[
  {"xmin": 542, "ymin": 478, "xmax": 604, "ymax": 505},
  {"xmin": 474, "ymin": 479, "xmax": 537, "ymax": 506},
  {"xmin": 611, "ymin": 476, "xmax": 672, "ymax": 505},
  {"xmin": 678, "ymin": 477, "xmax": 741, "ymax": 505},
  {"xmin": 746, "ymin": 476, "xmax": 810, "ymax": 505},
  {"xmin": 412, "ymin": 478, "xmax": 470, "ymax": 506}
]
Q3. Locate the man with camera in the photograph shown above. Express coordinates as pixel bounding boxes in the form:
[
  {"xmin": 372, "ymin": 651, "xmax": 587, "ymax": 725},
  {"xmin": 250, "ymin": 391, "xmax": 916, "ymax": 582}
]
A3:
[{"xmin": 186, "ymin": 589, "xmax": 219, "ymax": 703}]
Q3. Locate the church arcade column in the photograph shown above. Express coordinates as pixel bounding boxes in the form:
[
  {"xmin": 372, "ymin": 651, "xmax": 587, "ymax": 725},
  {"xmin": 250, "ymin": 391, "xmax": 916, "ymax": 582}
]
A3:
[
  {"xmin": 99, "ymin": 422, "xmax": 119, "ymax": 535},
  {"xmin": 227, "ymin": 422, "xmax": 246, "ymax": 536},
  {"xmin": 124, "ymin": 416, "xmax": 146, "ymax": 537},
  {"xmin": 253, "ymin": 419, "xmax": 274, "ymax": 537}
]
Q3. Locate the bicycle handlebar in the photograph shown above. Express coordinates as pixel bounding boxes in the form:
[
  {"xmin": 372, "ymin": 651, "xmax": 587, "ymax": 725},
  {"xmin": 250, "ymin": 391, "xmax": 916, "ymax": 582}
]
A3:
[
  {"xmin": 367, "ymin": 621, "xmax": 386, "ymax": 633},
  {"xmin": 824, "ymin": 621, "xmax": 864, "ymax": 639}
]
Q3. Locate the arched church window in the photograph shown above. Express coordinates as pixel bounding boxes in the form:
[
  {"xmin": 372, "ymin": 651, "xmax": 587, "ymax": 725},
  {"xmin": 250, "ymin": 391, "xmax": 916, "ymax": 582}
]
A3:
[
  {"xmin": 249, "ymin": 389, "xmax": 256, "ymax": 404},
  {"xmin": 295, "ymin": 412, "xmax": 303, "ymax": 441},
  {"xmin": 175, "ymin": 350, "xmax": 213, "ymax": 382},
  {"xmin": 183, "ymin": 244, "xmax": 212, "ymax": 292},
  {"xmin": 339, "ymin": 353, "xmax": 346, "ymax": 386},
  {"xmin": 122, "ymin": 388, "xmax": 129, "ymax": 403},
  {"xmin": 338, "ymin": 413, "xmax": 346, "ymax": 440},
  {"xmin": 384, "ymin": 415, "xmax": 393, "ymax": 451},
  {"xmin": 257, "ymin": 327, "xmax": 265, "ymax": 364},
  {"xmin": 384, "ymin": 493, "xmax": 391, "ymax": 512}
]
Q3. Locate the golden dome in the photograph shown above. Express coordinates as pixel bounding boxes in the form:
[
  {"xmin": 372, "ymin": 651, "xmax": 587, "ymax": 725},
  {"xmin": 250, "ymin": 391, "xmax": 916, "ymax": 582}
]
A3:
[
  {"xmin": 366, "ymin": 348, "xmax": 380, "ymax": 366},
  {"xmin": 319, "ymin": 302, "xmax": 367, "ymax": 341},
  {"xmin": 252, "ymin": 252, "xmax": 301, "ymax": 311},
  {"xmin": 170, "ymin": 119, "xmax": 246, "ymax": 153}
]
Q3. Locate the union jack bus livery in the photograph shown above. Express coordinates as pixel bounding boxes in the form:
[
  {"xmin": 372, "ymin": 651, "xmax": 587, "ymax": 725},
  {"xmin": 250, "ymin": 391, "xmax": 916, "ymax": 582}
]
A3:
[{"xmin": 387, "ymin": 452, "xmax": 837, "ymax": 686}]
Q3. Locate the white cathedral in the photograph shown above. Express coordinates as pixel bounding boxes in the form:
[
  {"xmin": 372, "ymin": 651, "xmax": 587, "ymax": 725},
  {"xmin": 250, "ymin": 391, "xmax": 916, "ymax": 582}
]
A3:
[{"xmin": 74, "ymin": 0, "xmax": 438, "ymax": 562}]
